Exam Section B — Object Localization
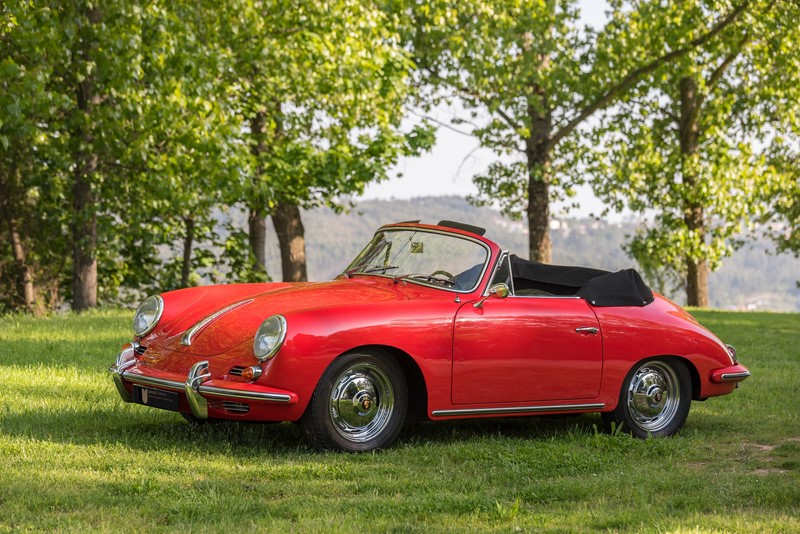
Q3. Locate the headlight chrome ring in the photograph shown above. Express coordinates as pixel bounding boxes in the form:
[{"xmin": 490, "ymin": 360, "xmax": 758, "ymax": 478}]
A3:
[
  {"xmin": 254, "ymin": 315, "xmax": 287, "ymax": 362},
  {"xmin": 133, "ymin": 295, "xmax": 164, "ymax": 337}
]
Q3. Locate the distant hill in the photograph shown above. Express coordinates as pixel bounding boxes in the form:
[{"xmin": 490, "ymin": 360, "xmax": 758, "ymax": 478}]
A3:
[{"xmin": 232, "ymin": 195, "xmax": 800, "ymax": 312}]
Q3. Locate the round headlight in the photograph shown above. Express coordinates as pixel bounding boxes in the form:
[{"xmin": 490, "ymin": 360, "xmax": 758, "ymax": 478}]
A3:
[
  {"xmin": 133, "ymin": 295, "xmax": 164, "ymax": 336},
  {"xmin": 253, "ymin": 315, "xmax": 287, "ymax": 361}
]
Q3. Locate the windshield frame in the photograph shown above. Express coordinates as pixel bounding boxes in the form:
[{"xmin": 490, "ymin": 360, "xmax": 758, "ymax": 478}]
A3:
[{"xmin": 342, "ymin": 226, "xmax": 493, "ymax": 294}]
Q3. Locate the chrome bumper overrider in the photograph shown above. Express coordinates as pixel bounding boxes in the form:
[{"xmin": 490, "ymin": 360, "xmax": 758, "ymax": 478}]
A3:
[{"xmin": 109, "ymin": 344, "xmax": 294, "ymax": 420}]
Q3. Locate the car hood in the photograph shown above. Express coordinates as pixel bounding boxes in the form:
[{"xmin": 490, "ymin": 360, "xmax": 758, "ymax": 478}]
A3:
[{"xmin": 160, "ymin": 279, "xmax": 408, "ymax": 357}]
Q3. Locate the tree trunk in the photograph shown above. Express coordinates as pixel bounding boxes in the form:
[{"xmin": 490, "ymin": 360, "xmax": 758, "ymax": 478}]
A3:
[
  {"xmin": 5, "ymin": 213, "xmax": 36, "ymax": 311},
  {"xmin": 679, "ymin": 76, "xmax": 709, "ymax": 307},
  {"xmin": 248, "ymin": 111, "xmax": 268, "ymax": 274},
  {"xmin": 71, "ymin": 6, "xmax": 102, "ymax": 312},
  {"xmin": 525, "ymin": 80, "xmax": 553, "ymax": 264},
  {"xmin": 248, "ymin": 209, "xmax": 267, "ymax": 272},
  {"xmin": 180, "ymin": 216, "xmax": 194, "ymax": 288},
  {"xmin": 271, "ymin": 202, "xmax": 307, "ymax": 282},
  {"xmin": 72, "ymin": 156, "xmax": 98, "ymax": 311}
]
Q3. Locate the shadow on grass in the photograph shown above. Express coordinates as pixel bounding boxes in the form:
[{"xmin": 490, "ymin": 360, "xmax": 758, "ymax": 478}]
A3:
[{"xmin": 0, "ymin": 402, "xmax": 616, "ymax": 457}]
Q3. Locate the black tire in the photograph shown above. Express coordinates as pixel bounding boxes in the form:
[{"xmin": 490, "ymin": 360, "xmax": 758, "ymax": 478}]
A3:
[
  {"xmin": 302, "ymin": 351, "xmax": 407, "ymax": 452},
  {"xmin": 602, "ymin": 358, "xmax": 692, "ymax": 438}
]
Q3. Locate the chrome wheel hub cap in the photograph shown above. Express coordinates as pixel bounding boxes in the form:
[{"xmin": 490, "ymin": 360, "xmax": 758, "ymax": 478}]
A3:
[
  {"xmin": 627, "ymin": 362, "xmax": 680, "ymax": 433},
  {"xmin": 330, "ymin": 363, "xmax": 394, "ymax": 443}
]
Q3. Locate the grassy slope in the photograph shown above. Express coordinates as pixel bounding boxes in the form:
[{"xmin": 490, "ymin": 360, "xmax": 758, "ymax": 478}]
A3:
[{"xmin": 0, "ymin": 309, "xmax": 797, "ymax": 533}]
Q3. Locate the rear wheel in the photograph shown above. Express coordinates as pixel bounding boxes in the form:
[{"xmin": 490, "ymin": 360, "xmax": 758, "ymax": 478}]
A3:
[
  {"xmin": 302, "ymin": 351, "xmax": 407, "ymax": 452},
  {"xmin": 602, "ymin": 358, "xmax": 691, "ymax": 438}
]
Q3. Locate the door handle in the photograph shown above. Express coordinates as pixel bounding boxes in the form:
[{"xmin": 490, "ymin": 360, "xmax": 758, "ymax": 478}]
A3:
[{"xmin": 575, "ymin": 327, "xmax": 599, "ymax": 335}]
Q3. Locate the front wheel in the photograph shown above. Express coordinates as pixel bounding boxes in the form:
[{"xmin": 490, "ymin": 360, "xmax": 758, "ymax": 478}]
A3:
[
  {"xmin": 301, "ymin": 351, "xmax": 407, "ymax": 452},
  {"xmin": 602, "ymin": 358, "xmax": 691, "ymax": 438}
]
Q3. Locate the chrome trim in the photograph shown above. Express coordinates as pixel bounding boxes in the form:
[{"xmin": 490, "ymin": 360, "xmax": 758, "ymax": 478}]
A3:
[
  {"xmin": 117, "ymin": 363, "xmax": 292, "ymax": 411},
  {"xmin": 243, "ymin": 366, "xmax": 263, "ymax": 380},
  {"xmin": 133, "ymin": 295, "xmax": 164, "ymax": 337},
  {"xmin": 199, "ymin": 385, "xmax": 292, "ymax": 403},
  {"xmin": 726, "ymin": 344, "xmax": 738, "ymax": 364},
  {"xmin": 123, "ymin": 373, "xmax": 185, "ymax": 391},
  {"xmin": 483, "ymin": 250, "xmax": 510, "ymax": 297},
  {"xmin": 575, "ymin": 327, "xmax": 599, "ymax": 334},
  {"xmin": 109, "ymin": 342, "xmax": 139, "ymax": 402},
  {"xmin": 181, "ymin": 299, "xmax": 254, "ymax": 346},
  {"xmin": 344, "ymin": 227, "xmax": 493, "ymax": 294},
  {"xmin": 253, "ymin": 314, "xmax": 287, "ymax": 362},
  {"xmin": 185, "ymin": 361, "xmax": 211, "ymax": 419},
  {"xmin": 720, "ymin": 371, "xmax": 751, "ymax": 382},
  {"xmin": 431, "ymin": 402, "xmax": 605, "ymax": 417}
]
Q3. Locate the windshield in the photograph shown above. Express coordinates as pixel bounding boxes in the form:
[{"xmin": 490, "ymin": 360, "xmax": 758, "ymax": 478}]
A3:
[{"xmin": 344, "ymin": 228, "xmax": 490, "ymax": 292}]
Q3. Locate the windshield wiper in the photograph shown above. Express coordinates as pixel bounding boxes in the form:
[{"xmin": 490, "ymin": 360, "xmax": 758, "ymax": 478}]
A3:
[
  {"xmin": 345, "ymin": 265, "xmax": 399, "ymax": 277},
  {"xmin": 393, "ymin": 273, "xmax": 455, "ymax": 286}
]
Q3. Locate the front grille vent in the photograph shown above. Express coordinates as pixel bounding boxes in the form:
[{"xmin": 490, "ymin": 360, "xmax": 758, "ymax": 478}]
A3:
[
  {"xmin": 134, "ymin": 345, "xmax": 147, "ymax": 356},
  {"xmin": 228, "ymin": 366, "xmax": 246, "ymax": 377},
  {"xmin": 223, "ymin": 402, "xmax": 249, "ymax": 414}
]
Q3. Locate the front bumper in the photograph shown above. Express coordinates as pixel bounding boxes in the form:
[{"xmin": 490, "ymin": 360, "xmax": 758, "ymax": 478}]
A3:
[{"xmin": 109, "ymin": 343, "xmax": 297, "ymax": 420}]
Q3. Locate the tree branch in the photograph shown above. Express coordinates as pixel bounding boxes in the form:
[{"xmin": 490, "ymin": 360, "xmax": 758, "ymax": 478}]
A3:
[
  {"xmin": 424, "ymin": 68, "xmax": 522, "ymax": 131},
  {"xmin": 548, "ymin": 0, "xmax": 751, "ymax": 150},
  {"xmin": 408, "ymin": 108, "xmax": 474, "ymax": 137}
]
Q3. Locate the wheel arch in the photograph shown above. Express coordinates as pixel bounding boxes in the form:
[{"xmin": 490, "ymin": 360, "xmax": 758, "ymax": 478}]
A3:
[
  {"xmin": 303, "ymin": 344, "xmax": 429, "ymax": 423},
  {"xmin": 622, "ymin": 354, "xmax": 701, "ymax": 401}
]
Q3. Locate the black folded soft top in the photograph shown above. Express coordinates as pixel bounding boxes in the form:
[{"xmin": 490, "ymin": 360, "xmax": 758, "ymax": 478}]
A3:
[{"xmin": 509, "ymin": 255, "xmax": 654, "ymax": 307}]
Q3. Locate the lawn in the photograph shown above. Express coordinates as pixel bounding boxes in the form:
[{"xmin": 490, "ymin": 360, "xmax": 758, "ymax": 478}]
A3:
[{"xmin": 0, "ymin": 309, "xmax": 798, "ymax": 532}]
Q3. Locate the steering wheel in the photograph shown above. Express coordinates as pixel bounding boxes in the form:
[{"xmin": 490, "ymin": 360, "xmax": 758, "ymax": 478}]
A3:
[{"xmin": 430, "ymin": 270, "xmax": 455, "ymax": 282}]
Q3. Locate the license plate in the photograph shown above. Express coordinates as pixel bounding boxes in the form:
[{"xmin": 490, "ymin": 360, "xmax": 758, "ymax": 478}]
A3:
[{"xmin": 133, "ymin": 385, "xmax": 179, "ymax": 412}]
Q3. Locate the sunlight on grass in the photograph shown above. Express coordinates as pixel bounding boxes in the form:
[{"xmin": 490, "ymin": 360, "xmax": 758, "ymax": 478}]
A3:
[{"xmin": 1, "ymin": 309, "xmax": 798, "ymax": 531}]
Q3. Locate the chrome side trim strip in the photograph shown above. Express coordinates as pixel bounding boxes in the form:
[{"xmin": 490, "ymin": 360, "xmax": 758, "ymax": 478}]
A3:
[
  {"xmin": 181, "ymin": 299, "xmax": 254, "ymax": 346},
  {"xmin": 720, "ymin": 371, "xmax": 751, "ymax": 382},
  {"xmin": 198, "ymin": 385, "xmax": 292, "ymax": 403},
  {"xmin": 431, "ymin": 402, "xmax": 605, "ymax": 417}
]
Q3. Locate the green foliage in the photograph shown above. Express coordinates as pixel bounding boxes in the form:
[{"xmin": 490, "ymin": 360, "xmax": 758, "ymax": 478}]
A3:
[
  {"xmin": 0, "ymin": 0, "xmax": 431, "ymax": 310},
  {"xmin": 0, "ymin": 309, "xmax": 798, "ymax": 530},
  {"xmin": 589, "ymin": 0, "xmax": 800, "ymax": 297}
]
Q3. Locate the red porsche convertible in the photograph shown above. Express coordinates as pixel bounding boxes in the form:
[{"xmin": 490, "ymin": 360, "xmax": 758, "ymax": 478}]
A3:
[{"xmin": 110, "ymin": 220, "xmax": 750, "ymax": 451}]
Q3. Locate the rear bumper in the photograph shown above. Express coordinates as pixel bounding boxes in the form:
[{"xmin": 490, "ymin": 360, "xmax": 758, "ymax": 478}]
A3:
[
  {"xmin": 710, "ymin": 363, "xmax": 751, "ymax": 383},
  {"xmin": 109, "ymin": 343, "xmax": 297, "ymax": 420}
]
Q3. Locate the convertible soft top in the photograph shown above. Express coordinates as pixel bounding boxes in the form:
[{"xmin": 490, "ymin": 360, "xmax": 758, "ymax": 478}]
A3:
[{"xmin": 509, "ymin": 255, "xmax": 654, "ymax": 307}]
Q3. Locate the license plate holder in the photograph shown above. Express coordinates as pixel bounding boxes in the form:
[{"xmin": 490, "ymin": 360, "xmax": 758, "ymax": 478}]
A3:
[{"xmin": 133, "ymin": 385, "xmax": 180, "ymax": 412}]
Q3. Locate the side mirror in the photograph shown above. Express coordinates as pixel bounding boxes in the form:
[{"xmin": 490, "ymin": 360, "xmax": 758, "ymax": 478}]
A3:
[{"xmin": 473, "ymin": 283, "xmax": 510, "ymax": 308}]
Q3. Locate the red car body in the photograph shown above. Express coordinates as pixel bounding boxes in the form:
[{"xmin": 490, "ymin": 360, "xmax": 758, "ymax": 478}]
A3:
[{"xmin": 111, "ymin": 221, "xmax": 749, "ymax": 451}]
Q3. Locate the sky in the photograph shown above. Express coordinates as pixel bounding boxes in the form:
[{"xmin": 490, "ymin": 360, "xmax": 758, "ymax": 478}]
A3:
[{"xmin": 362, "ymin": 1, "xmax": 613, "ymax": 219}]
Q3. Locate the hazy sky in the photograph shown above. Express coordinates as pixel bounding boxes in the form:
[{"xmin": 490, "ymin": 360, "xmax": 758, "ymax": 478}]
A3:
[{"xmin": 363, "ymin": 1, "xmax": 612, "ymax": 218}]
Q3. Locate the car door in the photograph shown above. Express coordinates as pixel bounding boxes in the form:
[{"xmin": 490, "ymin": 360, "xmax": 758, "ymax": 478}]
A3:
[{"xmin": 451, "ymin": 295, "xmax": 603, "ymax": 405}]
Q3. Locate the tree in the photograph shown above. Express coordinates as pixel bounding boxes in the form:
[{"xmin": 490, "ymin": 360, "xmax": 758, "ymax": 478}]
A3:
[
  {"xmin": 591, "ymin": 0, "xmax": 800, "ymax": 305},
  {"xmin": 393, "ymin": 0, "xmax": 750, "ymax": 263},
  {"xmin": 203, "ymin": 0, "xmax": 433, "ymax": 282},
  {"xmin": 1, "ymin": 2, "xmax": 74, "ymax": 313}
]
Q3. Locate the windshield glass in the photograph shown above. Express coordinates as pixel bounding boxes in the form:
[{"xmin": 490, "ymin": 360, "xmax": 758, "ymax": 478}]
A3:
[{"xmin": 344, "ymin": 228, "xmax": 490, "ymax": 292}]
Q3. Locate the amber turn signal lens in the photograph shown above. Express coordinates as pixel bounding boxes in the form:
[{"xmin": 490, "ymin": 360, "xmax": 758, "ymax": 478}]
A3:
[{"xmin": 242, "ymin": 366, "xmax": 262, "ymax": 380}]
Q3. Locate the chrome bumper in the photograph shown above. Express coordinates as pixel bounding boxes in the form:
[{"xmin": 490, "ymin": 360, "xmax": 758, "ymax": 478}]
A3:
[
  {"xmin": 710, "ymin": 363, "xmax": 751, "ymax": 383},
  {"xmin": 109, "ymin": 343, "xmax": 295, "ymax": 420}
]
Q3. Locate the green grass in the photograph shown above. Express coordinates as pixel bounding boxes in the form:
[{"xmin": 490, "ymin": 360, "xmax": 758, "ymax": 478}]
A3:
[{"xmin": 0, "ymin": 309, "xmax": 798, "ymax": 532}]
